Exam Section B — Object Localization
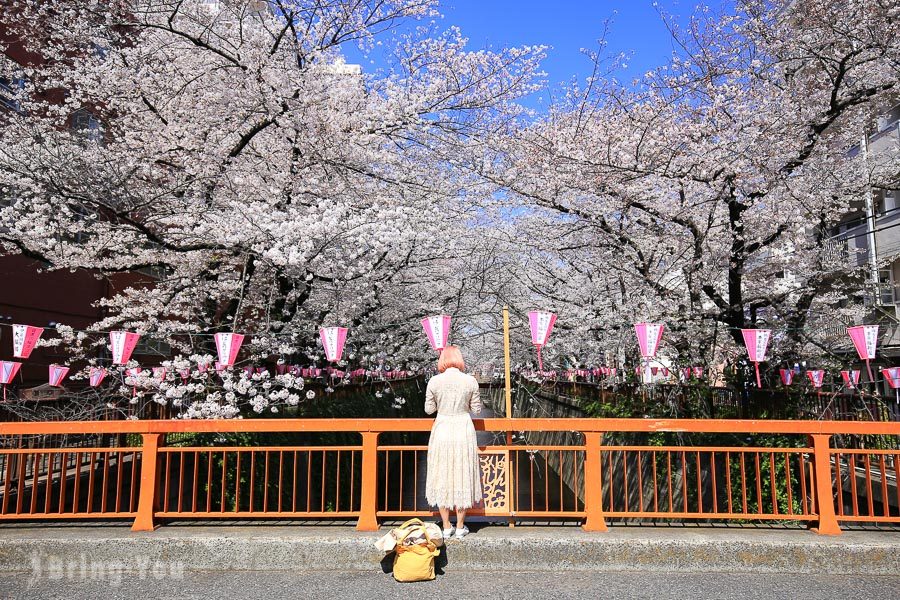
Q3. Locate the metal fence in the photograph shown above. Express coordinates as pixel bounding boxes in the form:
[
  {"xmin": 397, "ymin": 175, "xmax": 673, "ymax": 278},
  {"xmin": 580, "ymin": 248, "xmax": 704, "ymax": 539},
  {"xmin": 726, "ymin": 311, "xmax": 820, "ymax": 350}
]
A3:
[{"xmin": 0, "ymin": 418, "xmax": 896, "ymax": 535}]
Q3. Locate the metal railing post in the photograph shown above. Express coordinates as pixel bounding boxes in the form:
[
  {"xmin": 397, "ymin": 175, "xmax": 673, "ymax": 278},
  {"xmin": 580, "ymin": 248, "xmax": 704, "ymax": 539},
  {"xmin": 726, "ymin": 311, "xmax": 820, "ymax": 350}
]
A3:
[
  {"xmin": 131, "ymin": 433, "xmax": 161, "ymax": 532},
  {"xmin": 810, "ymin": 434, "xmax": 841, "ymax": 535},
  {"xmin": 356, "ymin": 431, "xmax": 379, "ymax": 531},
  {"xmin": 582, "ymin": 431, "xmax": 608, "ymax": 532}
]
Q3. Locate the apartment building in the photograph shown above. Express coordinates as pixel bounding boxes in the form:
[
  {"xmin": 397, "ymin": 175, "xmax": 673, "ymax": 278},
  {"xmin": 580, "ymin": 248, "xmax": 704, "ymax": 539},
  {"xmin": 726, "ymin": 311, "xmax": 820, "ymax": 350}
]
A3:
[{"xmin": 828, "ymin": 101, "xmax": 900, "ymax": 361}]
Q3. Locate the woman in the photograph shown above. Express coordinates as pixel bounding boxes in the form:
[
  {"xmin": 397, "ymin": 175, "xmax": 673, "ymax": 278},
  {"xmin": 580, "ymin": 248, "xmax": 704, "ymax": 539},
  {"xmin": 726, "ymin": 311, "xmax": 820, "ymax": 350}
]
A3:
[{"xmin": 424, "ymin": 345, "xmax": 483, "ymax": 539}]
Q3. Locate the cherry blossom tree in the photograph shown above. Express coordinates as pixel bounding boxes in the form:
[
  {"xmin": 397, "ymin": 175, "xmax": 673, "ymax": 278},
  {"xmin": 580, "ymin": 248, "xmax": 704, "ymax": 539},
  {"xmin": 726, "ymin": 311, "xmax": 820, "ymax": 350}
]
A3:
[
  {"xmin": 474, "ymin": 0, "xmax": 899, "ymax": 370},
  {"xmin": 0, "ymin": 0, "xmax": 544, "ymax": 415}
]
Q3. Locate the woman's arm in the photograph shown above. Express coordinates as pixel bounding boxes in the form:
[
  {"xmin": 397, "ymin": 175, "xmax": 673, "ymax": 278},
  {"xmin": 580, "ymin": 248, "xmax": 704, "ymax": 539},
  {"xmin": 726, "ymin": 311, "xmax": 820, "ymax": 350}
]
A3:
[
  {"xmin": 424, "ymin": 379, "xmax": 437, "ymax": 415},
  {"xmin": 469, "ymin": 378, "xmax": 482, "ymax": 415}
]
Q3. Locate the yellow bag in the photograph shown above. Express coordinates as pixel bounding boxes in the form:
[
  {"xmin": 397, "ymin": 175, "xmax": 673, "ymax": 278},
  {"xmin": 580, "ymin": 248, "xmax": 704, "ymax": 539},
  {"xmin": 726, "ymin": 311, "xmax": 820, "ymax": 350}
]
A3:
[{"xmin": 392, "ymin": 519, "xmax": 440, "ymax": 582}]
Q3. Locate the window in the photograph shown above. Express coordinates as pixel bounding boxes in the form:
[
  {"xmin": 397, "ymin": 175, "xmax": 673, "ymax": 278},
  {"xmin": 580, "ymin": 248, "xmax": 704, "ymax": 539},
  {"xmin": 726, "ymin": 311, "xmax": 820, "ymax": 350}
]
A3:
[
  {"xmin": 71, "ymin": 109, "xmax": 102, "ymax": 142},
  {"xmin": 0, "ymin": 76, "xmax": 25, "ymax": 112},
  {"xmin": 876, "ymin": 268, "xmax": 896, "ymax": 306}
]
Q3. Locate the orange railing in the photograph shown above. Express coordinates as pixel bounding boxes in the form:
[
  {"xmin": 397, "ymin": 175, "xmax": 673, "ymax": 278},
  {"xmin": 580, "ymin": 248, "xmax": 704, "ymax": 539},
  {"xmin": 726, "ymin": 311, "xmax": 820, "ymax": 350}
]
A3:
[{"xmin": 0, "ymin": 418, "xmax": 897, "ymax": 535}]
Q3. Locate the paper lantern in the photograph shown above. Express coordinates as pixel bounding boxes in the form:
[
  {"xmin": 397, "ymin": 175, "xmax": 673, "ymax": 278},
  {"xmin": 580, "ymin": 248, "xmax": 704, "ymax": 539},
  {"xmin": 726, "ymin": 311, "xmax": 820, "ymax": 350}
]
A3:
[
  {"xmin": 319, "ymin": 327, "xmax": 348, "ymax": 363},
  {"xmin": 634, "ymin": 323, "xmax": 664, "ymax": 358},
  {"xmin": 197, "ymin": 361, "xmax": 209, "ymax": 373},
  {"xmin": 840, "ymin": 370, "xmax": 860, "ymax": 388},
  {"xmin": 692, "ymin": 367, "xmax": 704, "ymax": 378},
  {"xmin": 126, "ymin": 367, "xmax": 142, "ymax": 377},
  {"xmin": 214, "ymin": 333, "xmax": 245, "ymax": 367},
  {"xmin": 682, "ymin": 367, "xmax": 691, "ymax": 379},
  {"xmin": 48, "ymin": 364, "xmax": 69, "ymax": 387},
  {"xmin": 179, "ymin": 369, "xmax": 191, "ymax": 383},
  {"xmin": 89, "ymin": 367, "xmax": 107, "ymax": 387},
  {"xmin": 779, "ymin": 369, "xmax": 794, "ymax": 386},
  {"xmin": 741, "ymin": 328, "xmax": 771, "ymax": 389},
  {"xmin": 847, "ymin": 325, "xmax": 878, "ymax": 382},
  {"xmin": 421, "ymin": 315, "xmax": 451, "ymax": 352},
  {"xmin": 528, "ymin": 311, "xmax": 557, "ymax": 370},
  {"xmin": 806, "ymin": 370, "xmax": 825, "ymax": 389},
  {"xmin": 609, "ymin": 368, "xmax": 617, "ymax": 377},
  {"xmin": 0, "ymin": 361, "xmax": 21, "ymax": 385},
  {"xmin": 152, "ymin": 367, "xmax": 167, "ymax": 380},
  {"xmin": 0, "ymin": 361, "xmax": 21, "ymax": 401},
  {"xmin": 662, "ymin": 368, "xmax": 670, "ymax": 377},
  {"xmin": 882, "ymin": 367, "xmax": 900, "ymax": 389},
  {"xmin": 109, "ymin": 331, "xmax": 141, "ymax": 365},
  {"xmin": 12, "ymin": 324, "xmax": 43, "ymax": 359},
  {"xmin": 650, "ymin": 366, "xmax": 659, "ymax": 376}
]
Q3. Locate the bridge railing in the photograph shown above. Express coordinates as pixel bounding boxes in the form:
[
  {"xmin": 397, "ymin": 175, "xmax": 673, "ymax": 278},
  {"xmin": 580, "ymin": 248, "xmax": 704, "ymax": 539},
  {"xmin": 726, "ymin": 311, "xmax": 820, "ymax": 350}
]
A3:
[{"xmin": 0, "ymin": 418, "xmax": 897, "ymax": 535}]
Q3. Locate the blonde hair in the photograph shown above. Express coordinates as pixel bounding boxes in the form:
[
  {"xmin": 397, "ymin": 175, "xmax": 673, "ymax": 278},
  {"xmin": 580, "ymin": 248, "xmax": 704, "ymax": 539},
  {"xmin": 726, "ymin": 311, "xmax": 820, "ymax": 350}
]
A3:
[{"xmin": 437, "ymin": 346, "xmax": 465, "ymax": 373}]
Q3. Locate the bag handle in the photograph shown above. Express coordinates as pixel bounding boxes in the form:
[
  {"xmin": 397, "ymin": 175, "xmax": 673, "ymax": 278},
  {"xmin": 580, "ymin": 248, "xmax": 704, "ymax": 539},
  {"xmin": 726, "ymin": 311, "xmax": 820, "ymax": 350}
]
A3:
[
  {"xmin": 396, "ymin": 518, "xmax": 424, "ymax": 530},
  {"xmin": 394, "ymin": 518, "xmax": 433, "ymax": 545}
]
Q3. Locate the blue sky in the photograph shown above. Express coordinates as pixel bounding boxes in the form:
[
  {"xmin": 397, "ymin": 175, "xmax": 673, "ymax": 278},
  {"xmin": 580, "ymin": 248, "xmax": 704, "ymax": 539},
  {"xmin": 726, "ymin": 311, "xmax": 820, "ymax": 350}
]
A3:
[{"xmin": 343, "ymin": 1, "xmax": 721, "ymax": 107}]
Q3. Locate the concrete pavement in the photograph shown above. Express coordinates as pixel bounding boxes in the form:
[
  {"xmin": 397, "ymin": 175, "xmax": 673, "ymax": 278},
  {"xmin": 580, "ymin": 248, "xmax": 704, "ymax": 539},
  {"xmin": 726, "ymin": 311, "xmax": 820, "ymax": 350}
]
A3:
[
  {"xmin": 2, "ymin": 569, "xmax": 900, "ymax": 600},
  {"xmin": 0, "ymin": 523, "xmax": 897, "ymax": 576}
]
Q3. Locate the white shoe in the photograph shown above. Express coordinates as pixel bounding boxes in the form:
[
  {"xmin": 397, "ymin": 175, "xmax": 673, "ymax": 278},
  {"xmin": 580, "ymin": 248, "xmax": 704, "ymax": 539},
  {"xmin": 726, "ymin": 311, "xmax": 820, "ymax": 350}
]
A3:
[
  {"xmin": 454, "ymin": 526, "xmax": 469, "ymax": 539},
  {"xmin": 442, "ymin": 526, "xmax": 455, "ymax": 539}
]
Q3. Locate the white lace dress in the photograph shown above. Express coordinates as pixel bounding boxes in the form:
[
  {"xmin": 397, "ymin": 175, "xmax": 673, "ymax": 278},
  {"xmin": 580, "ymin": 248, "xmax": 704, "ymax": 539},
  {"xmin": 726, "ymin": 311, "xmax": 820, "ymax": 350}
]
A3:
[{"xmin": 424, "ymin": 367, "xmax": 484, "ymax": 509}]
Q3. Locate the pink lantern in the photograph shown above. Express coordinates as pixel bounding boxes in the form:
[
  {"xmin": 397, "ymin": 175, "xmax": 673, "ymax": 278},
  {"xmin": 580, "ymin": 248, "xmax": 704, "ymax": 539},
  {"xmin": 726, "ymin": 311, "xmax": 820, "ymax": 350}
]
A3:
[
  {"xmin": 89, "ymin": 367, "xmax": 107, "ymax": 387},
  {"xmin": 214, "ymin": 362, "xmax": 225, "ymax": 373},
  {"xmin": 12, "ymin": 324, "xmax": 43, "ymax": 359},
  {"xmin": 214, "ymin": 333, "xmax": 245, "ymax": 367},
  {"xmin": 48, "ymin": 364, "xmax": 69, "ymax": 387},
  {"xmin": 806, "ymin": 370, "xmax": 825, "ymax": 389},
  {"xmin": 692, "ymin": 367, "xmax": 704, "ymax": 378},
  {"xmin": 650, "ymin": 366, "xmax": 659, "ymax": 376},
  {"xmin": 179, "ymin": 369, "xmax": 191, "ymax": 383},
  {"xmin": 109, "ymin": 331, "xmax": 141, "ymax": 365},
  {"xmin": 741, "ymin": 328, "xmax": 771, "ymax": 389},
  {"xmin": 276, "ymin": 363, "xmax": 287, "ymax": 375},
  {"xmin": 634, "ymin": 323, "xmax": 664, "ymax": 358},
  {"xmin": 243, "ymin": 365, "xmax": 254, "ymax": 376},
  {"xmin": 882, "ymin": 367, "xmax": 900, "ymax": 391},
  {"xmin": 847, "ymin": 325, "xmax": 878, "ymax": 382},
  {"xmin": 840, "ymin": 370, "xmax": 860, "ymax": 389},
  {"xmin": 421, "ymin": 315, "xmax": 451, "ymax": 352},
  {"xmin": 682, "ymin": 367, "xmax": 691, "ymax": 379},
  {"xmin": 0, "ymin": 361, "xmax": 22, "ymax": 401},
  {"xmin": 319, "ymin": 327, "xmax": 348, "ymax": 363},
  {"xmin": 152, "ymin": 367, "xmax": 167, "ymax": 380},
  {"xmin": 528, "ymin": 310, "xmax": 557, "ymax": 370},
  {"xmin": 197, "ymin": 361, "xmax": 209, "ymax": 373},
  {"xmin": 126, "ymin": 367, "xmax": 142, "ymax": 377},
  {"xmin": 885, "ymin": 367, "xmax": 900, "ymax": 405},
  {"xmin": 609, "ymin": 368, "xmax": 617, "ymax": 377},
  {"xmin": 662, "ymin": 368, "xmax": 670, "ymax": 377},
  {"xmin": 779, "ymin": 369, "xmax": 794, "ymax": 386}
]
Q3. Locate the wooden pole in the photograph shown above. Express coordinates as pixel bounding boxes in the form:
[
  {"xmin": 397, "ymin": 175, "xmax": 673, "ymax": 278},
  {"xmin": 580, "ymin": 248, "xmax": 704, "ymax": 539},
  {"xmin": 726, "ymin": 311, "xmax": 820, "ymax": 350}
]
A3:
[
  {"xmin": 503, "ymin": 306, "xmax": 512, "ymax": 419},
  {"xmin": 503, "ymin": 306, "xmax": 515, "ymax": 527}
]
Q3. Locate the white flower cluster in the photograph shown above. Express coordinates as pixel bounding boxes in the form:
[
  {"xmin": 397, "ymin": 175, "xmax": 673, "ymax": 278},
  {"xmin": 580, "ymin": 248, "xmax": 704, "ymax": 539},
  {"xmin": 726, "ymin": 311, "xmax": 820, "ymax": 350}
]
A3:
[{"xmin": 119, "ymin": 355, "xmax": 305, "ymax": 418}]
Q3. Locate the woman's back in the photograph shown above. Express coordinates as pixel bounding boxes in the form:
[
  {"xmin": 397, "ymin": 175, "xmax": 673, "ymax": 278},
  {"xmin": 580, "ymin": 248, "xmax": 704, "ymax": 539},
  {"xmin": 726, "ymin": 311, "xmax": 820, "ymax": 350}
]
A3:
[{"xmin": 425, "ymin": 367, "xmax": 481, "ymax": 416}]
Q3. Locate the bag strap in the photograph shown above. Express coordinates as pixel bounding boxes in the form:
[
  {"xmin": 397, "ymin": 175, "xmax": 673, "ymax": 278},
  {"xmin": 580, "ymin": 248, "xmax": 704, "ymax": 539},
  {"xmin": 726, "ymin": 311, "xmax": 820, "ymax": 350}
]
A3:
[{"xmin": 397, "ymin": 518, "xmax": 424, "ymax": 530}]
